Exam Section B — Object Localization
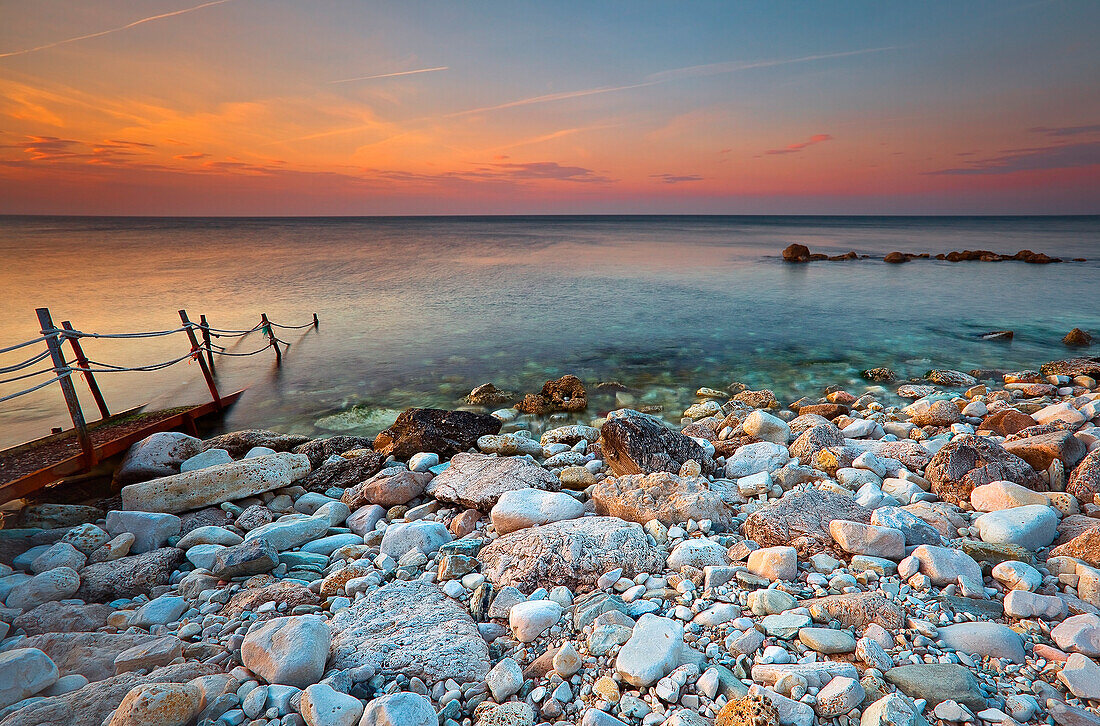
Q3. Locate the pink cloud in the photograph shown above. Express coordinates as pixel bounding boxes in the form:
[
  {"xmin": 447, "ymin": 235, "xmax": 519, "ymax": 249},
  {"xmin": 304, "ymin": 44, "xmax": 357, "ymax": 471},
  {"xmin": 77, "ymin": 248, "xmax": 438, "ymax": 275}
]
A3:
[{"xmin": 765, "ymin": 133, "xmax": 833, "ymax": 155}]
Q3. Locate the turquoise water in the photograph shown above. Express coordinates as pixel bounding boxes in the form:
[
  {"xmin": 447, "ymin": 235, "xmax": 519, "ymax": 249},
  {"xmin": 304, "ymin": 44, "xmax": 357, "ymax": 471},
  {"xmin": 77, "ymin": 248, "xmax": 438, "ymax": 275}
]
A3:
[{"xmin": 0, "ymin": 215, "xmax": 1098, "ymax": 447}]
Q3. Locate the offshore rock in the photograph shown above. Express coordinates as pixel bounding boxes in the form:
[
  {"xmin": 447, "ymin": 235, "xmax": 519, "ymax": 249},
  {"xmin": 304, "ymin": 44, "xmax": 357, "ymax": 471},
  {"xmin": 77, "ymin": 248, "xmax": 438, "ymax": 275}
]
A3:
[{"xmin": 515, "ymin": 375, "xmax": 587, "ymax": 414}]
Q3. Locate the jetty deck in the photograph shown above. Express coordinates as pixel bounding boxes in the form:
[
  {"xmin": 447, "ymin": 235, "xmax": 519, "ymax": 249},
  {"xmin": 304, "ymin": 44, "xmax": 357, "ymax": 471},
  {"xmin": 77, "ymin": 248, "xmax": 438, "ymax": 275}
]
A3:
[{"xmin": 0, "ymin": 390, "xmax": 243, "ymax": 505}]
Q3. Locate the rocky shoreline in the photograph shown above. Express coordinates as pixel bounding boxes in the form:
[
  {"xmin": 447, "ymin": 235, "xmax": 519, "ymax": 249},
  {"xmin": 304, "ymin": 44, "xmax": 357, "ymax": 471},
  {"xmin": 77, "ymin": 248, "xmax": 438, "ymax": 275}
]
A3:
[
  {"xmin": 1, "ymin": 356, "xmax": 1100, "ymax": 726},
  {"xmin": 780, "ymin": 244, "xmax": 1087, "ymax": 264}
]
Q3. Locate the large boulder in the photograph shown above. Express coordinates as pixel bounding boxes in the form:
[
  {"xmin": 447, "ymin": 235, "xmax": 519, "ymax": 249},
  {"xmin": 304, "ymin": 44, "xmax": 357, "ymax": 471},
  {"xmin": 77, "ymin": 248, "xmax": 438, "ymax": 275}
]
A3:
[
  {"xmin": 121, "ymin": 453, "xmax": 311, "ymax": 514},
  {"xmin": 426, "ymin": 453, "xmax": 559, "ymax": 511},
  {"xmin": 1002, "ymin": 431, "xmax": 1086, "ymax": 471},
  {"xmin": 743, "ymin": 489, "xmax": 871, "ymax": 558},
  {"xmin": 591, "ymin": 471, "xmax": 735, "ymax": 529},
  {"xmin": 926, "ymin": 435, "xmax": 1042, "ymax": 506},
  {"xmin": 328, "ymin": 580, "xmax": 490, "ymax": 683},
  {"xmin": 788, "ymin": 424, "xmax": 845, "ymax": 466},
  {"xmin": 373, "ymin": 408, "xmax": 501, "ymax": 460},
  {"xmin": 479, "ymin": 516, "xmax": 665, "ymax": 593},
  {"xmin": 0, "ymin": 648, "xmax": 58, "ymax": 710},
  {"xmin": 77, "ymin": 548, "xmax": 184, "ymax": 602},
  {"xmin": 112, "ymin": 433, "xmax": 201, "ymax": 487},
  {"xmin": 21, "ymin": 632, "xmax": 154, "ymax": 682},
  {"xmin": 12, "ymin": 601, "xmax": 113, "ymax": 635},
  {"xmin": 300, "ymin": 453, "xmax": 385, "ymax": 493},
  {"xmin": 490, "ymin": 489, "xmax": 585, "ymax": 535},
  {"xmin": 201, "ymin": 429, "xmax": 311, "ymax": 457},
  {"xmin": 1069, "ymin": 449, "xmax": 1100, "ymax": 504},
  {"xmin": 241, "ymin": 615, "xmax": 330, "ymax": 688},
  {"xmin": 598, "ymin": 410, "xmax": 715, "ymax": 477},
  {"xmin": 0, "ymin": 662, "xmax": 219, "ymax": 726}
]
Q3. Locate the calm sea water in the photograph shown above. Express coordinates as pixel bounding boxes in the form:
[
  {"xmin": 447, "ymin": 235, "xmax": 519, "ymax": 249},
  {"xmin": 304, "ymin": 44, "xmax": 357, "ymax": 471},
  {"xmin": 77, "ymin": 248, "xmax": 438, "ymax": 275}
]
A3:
[{"xmin": 1, "ymin": 215, "xmax": 1098, "ymax": 448}]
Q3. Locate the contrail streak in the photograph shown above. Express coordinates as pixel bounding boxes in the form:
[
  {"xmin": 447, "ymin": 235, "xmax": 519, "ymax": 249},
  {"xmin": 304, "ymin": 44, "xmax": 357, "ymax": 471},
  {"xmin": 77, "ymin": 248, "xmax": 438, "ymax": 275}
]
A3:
[
  {"xmin": 0, "ymin": 0, "xmax": 234, "ymax": 59},
  {"xmin": 328, "ymin": 66, "xmax": 449, "ymax": 84}
]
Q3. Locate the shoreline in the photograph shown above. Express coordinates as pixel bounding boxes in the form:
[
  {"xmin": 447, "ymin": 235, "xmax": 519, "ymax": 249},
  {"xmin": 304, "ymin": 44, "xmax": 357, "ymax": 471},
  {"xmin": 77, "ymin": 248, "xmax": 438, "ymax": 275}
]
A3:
[{"xmin": 0, "ymin": 354, "xmax": 1097, "ymax": 725}]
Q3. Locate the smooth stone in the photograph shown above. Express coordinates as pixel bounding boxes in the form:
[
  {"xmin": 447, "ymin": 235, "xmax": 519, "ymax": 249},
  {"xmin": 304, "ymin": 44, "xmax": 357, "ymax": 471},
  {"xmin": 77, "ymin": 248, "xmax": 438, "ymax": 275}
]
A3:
[
  {"xmin": 1058, "ymin": 653, "xmax": 1100, "ymax": 701},
  {"xmin": 358, "ymin": 692, "xmax": 436, "ymax": 726},
  {"xmin": 241, "ymin": 615, "xmax": 331, "ymax": 688},
  {"xmin": 489, "ymin": 488, "xmax": 584, "ymax": 535},
  {"xmin": 938, "ymin": 622, "xmax": 1025, "ymax": 663},
  {"xmin": 885, "ymin": 664, "xmax": 986, "ymax": 711},
  {"xmin": 176, "ymin": 526, "xmax": 243, "ymax": 549},
  {"xmin": 5, "ymin": 567, "xmax": 80, "ymax": 611},
  {"xmin": 300, "ymin": 682, "xmax": 364, "ymax": 726},
  {"xmin": 798, "ymin": 627, "xmax": 856, "ymax": 654},
  {"xmin": 179, "ymin": 448, "xmax": 233, "ymax": 473},
  {"xmin": 974, "ymin": 505, "xmax": 1058, "ymax": 550},
  {"xmin": 509, "ymin": 600, "xmax": 563, "ymax": 642},
  {"xmin": 379, "ymin": 520, "xmax": 452, "ymax": 560},
  {"xmin": 615, "ymin": 614, "xmax": 684, "ymax": 687},
  {"xmin": 105, "ymin": 511, "xmax": 182, "ymax": 554},
  {"xmin": 1003, "ymin": 589, "xmax": 1068, "ymax": 621},
  {"xmin": 0, "ymin": 648, "xmax": 58, "ymax": 709},
  {"xmin": 245, "ymin": 514, "xmax": 330, "ymax": 551}
]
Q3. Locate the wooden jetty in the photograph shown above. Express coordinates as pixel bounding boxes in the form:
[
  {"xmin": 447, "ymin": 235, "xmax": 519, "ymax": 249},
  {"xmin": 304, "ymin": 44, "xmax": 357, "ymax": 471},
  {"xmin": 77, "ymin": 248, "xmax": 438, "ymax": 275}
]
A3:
[{"xmin": 0, "ymin": 307, "xmax": 316, "ymax": 505}]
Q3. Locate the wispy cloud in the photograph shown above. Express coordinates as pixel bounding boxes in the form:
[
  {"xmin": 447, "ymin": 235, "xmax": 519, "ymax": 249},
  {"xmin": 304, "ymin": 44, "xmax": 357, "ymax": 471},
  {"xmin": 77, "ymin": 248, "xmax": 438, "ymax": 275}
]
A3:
[
  {"xmin": 444, "ymin": 46, "xmax": 899, "ymax": 119},
  {"xmin": 0, "ymin": 0, "xmax": 234, "ymax": 59},
  {"xmin": 328, "ymin": 66, "xmax": 449, "ymax": 84},
  {"xmin": 645, "ymin": 47, "xmax": 900, "ymax": 83},
  {"xmin": 765, "ymin": 133, "xmax": 833, "ymax": 155},
  {"xmin": 444, "ymin": 83, "xmax": 656, "ymax": 118},
  {"xmin": 651, "ymin": 173, "xmax": 703, "ymax": 184},
  {"xmin": 1028, "ymin": 124, "xmax": 1100, "ymax": 137},
  {"xmin": 925, "ymin": 140, "xmax": 1100, "ymax": 175}
]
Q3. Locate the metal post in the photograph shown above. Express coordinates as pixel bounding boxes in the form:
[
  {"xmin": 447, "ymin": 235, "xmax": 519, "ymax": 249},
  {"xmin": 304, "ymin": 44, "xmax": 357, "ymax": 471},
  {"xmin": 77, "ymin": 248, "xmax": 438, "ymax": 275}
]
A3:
[
  {"xmin": 61, "ymin": 321, "xmax": 110, "ymax": 420},
  {"xmin": 199, "ymin": 314, "xmax": 216, "ymax": 374},
  {"xmin": 37, "ymin": 308, "xmax": 94, "ymax": 467},
  {"xmin": 179, "ymin": 309, "xmax": 222, "ymax": 410},
  {"xmin": 260, "ymin": 313, "xmax": 282, "ymax": 365}
]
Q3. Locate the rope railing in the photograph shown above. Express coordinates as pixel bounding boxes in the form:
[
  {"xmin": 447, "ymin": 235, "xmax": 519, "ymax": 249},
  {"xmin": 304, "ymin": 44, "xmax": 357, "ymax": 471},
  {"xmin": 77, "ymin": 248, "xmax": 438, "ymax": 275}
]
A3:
[{"xmin": 0, "ymin": 310, "xmax": 317, "ymax": 414}]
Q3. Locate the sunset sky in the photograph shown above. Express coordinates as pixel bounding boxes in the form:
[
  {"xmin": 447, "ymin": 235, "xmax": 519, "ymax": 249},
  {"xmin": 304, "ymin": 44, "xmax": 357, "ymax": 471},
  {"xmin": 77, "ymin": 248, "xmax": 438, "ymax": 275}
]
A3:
[{"xmin": 1, "ymin": 1, "xmax": 1098, "ymax": 215}]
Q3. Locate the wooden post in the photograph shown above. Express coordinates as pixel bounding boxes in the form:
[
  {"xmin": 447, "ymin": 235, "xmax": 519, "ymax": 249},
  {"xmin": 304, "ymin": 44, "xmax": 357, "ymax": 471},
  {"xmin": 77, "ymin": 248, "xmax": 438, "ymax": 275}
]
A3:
[
  {"xmin": 312, "ymin": 313, "xmax": 319, "ymax": 329},
  {"xmin": 37, "ymin": 308, "xmax": 94, "ymax": 467},
  {"xmin": 179, "ymin": 309, "xmax": 222, "ymax": 410},
  {"xmin": 260, "ymin": 313, "xmax": 282, "ymax": 364},
  {"xmin": 199, "ymin": 314, "xmax": 216, "ymax": 374},
  {"xmin": 61, "ymin": 321, "xmax": 110, "ymax": 420}
]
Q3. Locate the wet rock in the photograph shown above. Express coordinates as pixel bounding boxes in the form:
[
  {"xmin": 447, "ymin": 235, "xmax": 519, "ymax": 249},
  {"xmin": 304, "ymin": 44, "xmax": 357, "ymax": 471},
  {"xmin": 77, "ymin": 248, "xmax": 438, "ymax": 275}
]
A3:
[
  {"xmin": 201, "ymin": 429, "xmax": 310, "ymax": 457},
  {"xmin": 292, "ymin": 435, "xmax": 375, "ymax": 467},
  {"xmin": 743, "ymin": 489, "xmax": 871, "ymax": 558},
  {"xmin": 926, "ymin": 435, "xmax": 1042, "ymax": 506},
  {"xmin": 1040, "ymin": 357, "xmax": 1100, "ymax": 379},
  {"xmin": 373, "ymin": 408, "xmax": 501, "ymax": 459},
  {"xmin": 598, "ymin": 409, "xmax": 716, "ymax": 477},
  {"xmin": 514, "ymin": 375, "xmax": 587, "ymax": 414},
  {"xmin": 112, "ymin": 433, "xmax": 201, "ymax": 487},
  {"xmin": 1063, "ymin": 328, "xmax": 1093, "ymax": 347},
  {"xmin": 927, "ymin": 370, "xmax": 978, "ymax": 387},
  {"xmin": 342, "ymin": 468, "xmax": 431, "ymax": 509},
  {"xmin": 480, "ymin": 516, "xmax": 664, "ymax": 593},
  {"xmin": 465, "ymin": 382, "xmax": 513, "ymax": 407},
  {"xmin": 782, "ymin": 244, "xmax": 810, "ymax": 262},
  {"xmin": 328, "ymin": 580, "xmax": 490, "ymax": 683},
  {"xmin": 861, "ymin": 368, "xmax": 897, "ymax": 383},
  {"xmin": 592, "ymin": 471, "xmax": 734, "ymax": 529},
  {"xmin": 300, "ymin": 452, "xmax": 385, "ymax": 493},
  {"xmin": 426, "ymin": 452, "xmax": 559, "ymax": 511},
  {"xmin": 121, "ymin": 452, "xmax": 311, "ymax": 514},
  {"xmin": 77, "ymin": 548, "xmax": 184, "ymax": 602},
  {"xmin": 883, "ymin": 251, "xmax": 908, "ymax": 264}
]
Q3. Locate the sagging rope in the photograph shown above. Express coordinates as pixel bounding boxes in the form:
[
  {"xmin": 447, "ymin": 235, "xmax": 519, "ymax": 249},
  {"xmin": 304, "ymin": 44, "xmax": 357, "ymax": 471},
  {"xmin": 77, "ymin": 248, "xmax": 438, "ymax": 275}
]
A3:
[
  {"xmin": 0, "ymin": 348, "xmax": 51, "ymax": 375},
  {"xmin": 0, "ymin": 335, "xmax": 51, "ymax": 356},
  {"xmin": 0, "ymin": 375, "xmax": 68, "ymax": 405}
]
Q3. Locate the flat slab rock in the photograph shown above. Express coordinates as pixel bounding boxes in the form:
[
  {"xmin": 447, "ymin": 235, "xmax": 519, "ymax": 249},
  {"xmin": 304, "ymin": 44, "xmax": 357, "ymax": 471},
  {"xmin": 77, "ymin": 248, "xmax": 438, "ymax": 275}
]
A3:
[
  {"xmin": 743, "ymin": 489, "xmax": 871, "ymax": 558},
  {"xmin": 479, "ymin": 516, "xmax": 665, "ymax": 593},
  {"xmin": 592, "ymin": 471, "xmax": 735, "ymax": 529},
  {"xmin": 328, "ymin": 580, "xmax": 490, "ymax": 684},
  {"xmin": 22, "ymin": 632, "xmax": 155, "ymax": 683},
  {"xmin": 426, "ymin": 452, "xmax": 560, "ymax": 511},
  {"xmin": 12, "ymin": 601, "xmax": 113, "ymax": 635},
  {"xmin": 0, "ymin": 661, "xmax": 219, "ymax": 726}
]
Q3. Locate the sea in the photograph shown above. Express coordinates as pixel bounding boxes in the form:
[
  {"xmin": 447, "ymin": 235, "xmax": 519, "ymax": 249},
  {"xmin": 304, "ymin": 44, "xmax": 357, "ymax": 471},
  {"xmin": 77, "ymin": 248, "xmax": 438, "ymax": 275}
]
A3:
[{"xmin": 1, "ymin": 215, "xmax": 1098, "ymax": 449}]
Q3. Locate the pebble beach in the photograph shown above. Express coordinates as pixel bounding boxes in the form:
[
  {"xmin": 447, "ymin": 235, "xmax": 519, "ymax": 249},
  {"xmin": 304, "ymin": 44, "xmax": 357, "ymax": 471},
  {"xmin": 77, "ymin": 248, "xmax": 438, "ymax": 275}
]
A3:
[{"xmin": 1, "ymin": 353, "xmax": 1100, "ymax": 726}]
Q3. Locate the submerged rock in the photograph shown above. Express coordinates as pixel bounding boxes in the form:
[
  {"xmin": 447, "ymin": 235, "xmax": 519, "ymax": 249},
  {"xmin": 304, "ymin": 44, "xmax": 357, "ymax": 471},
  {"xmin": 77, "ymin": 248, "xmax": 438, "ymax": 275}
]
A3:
[{"xmin": 514, "ymin": 375, "xmax": 587, "ymax": 414}]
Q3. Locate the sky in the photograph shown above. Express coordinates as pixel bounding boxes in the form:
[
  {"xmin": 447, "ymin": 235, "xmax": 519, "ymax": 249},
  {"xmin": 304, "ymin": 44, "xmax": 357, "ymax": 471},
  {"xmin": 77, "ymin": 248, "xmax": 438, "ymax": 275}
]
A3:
[{"xmin": 1, "ymin": 0, "xmax": 1098, "ymax": 215}]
